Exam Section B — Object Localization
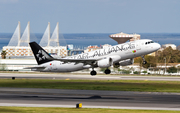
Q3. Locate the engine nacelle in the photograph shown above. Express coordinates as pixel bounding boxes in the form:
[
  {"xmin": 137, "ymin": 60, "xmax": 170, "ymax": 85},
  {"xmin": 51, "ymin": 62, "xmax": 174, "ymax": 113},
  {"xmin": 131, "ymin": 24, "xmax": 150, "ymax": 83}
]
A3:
[
  {"xmin": 113, "ymin": 63, "xmax": 120, "ymax": 68},
  {"xmin": 110, "ymin": 55, "xmax": 121, "ymax": 63},
  {"xmin": 97, "ymin": 57, "xmax": 112, "ymax": 68},
  {"xmin": 119, "ymin": 58, "xmax": 134, "ymax": 66}
]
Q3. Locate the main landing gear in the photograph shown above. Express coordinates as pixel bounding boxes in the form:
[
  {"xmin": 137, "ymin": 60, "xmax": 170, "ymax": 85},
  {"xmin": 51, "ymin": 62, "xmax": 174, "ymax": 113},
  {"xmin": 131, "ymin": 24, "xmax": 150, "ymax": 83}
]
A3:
[
  {"xmin": 141, "ymin": 55, "xmax": 147, "ymax": 64},
  {"xmin": 90, "ymin": 68, "xmax": 111, "ymax": 76},
  {"xmin": 104, "ymin": 68, "xmax": 111, "ymax": 74},
  {"xmin": 90, "ymin": 70, "xmax": 97, "ymax": 76},
  {"xmin": 90, "ymin": 67, "xmax": 97, "ymax": 76}
]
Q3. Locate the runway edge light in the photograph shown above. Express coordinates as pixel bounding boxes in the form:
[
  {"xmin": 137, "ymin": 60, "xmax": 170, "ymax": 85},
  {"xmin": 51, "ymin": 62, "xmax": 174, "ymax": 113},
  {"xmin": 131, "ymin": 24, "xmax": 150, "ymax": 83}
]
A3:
[
  {"xmin": 12, "ymin": 77, "xmax": 15, "ymax": 80},
  {"xmin": 76, "ymin": 103, "xmax": 82, "ymax": 108}
]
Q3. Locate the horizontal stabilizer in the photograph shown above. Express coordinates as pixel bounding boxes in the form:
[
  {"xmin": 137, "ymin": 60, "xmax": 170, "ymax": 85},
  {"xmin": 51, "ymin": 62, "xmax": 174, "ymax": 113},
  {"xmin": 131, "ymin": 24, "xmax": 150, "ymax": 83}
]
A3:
[{"xmin": 24, "ymin": 66, "xmax": 46, "ymax": 71}]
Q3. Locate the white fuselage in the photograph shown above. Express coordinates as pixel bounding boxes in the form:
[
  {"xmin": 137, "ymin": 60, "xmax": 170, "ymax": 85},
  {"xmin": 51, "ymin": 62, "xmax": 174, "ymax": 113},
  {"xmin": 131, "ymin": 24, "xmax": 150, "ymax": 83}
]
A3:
[{"xmin": 37, "ymin": 39, "xmax": 160, "ymax": 72}]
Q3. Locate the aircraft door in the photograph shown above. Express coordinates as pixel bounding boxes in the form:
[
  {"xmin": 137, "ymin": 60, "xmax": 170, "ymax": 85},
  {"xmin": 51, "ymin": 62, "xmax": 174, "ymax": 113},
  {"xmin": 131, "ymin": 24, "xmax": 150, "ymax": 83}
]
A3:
[
  {"xmin": 136, "ymin": 42, "xmax": 141, "ymax": 50},
  {"xmin": 135, "ymin": 42, "xmax": 142, "ymax": 56},
  {"xmin": 52, "ymin": 62, "xmax": 58, "ymax": 71}
]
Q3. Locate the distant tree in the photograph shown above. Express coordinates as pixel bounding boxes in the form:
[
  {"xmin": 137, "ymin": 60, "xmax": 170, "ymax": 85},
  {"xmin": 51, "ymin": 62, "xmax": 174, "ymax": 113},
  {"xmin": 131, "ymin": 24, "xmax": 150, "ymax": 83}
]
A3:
[
  {"xmin": 1, "ymin": 50, "xmax": 7, "ymax": 59},
  {"xmin": 167, "ymin": 67, "xmax": 177, "ymax": 73},
  {"xmin": 142, "ymin": 71, "xmax": 147, "ymax": 74},
  {"xmin": 157, "ymin": 47, "xmax": 180, "ymax": 63},
  {"xmin": 133, "ymin": 71, "xmax": 139, "ymax": 74},
  {"xmin": 177, "ymin": 45, "xmax": 180, "ymax": 51},
  {"xmin": 0, "ymin": 64, "xmax": 7, "ymax": 71},
  {"xmin": 119, "ymin": 69, "xmax": 131, "ymax": 74},
  {"xmin": 134, "ymin": 56, "xmax": 157, "ymax": 69},
  {"xmin": 100, "ymin": 68, "xmax": 106, "ymax": 72},
  {"xmin": 134, "ymin": 57, "xmax": 142, "ymax": 63},
  {"xmin": 142, "ymin": 56, "xmax": 157, "ymax": 68}
]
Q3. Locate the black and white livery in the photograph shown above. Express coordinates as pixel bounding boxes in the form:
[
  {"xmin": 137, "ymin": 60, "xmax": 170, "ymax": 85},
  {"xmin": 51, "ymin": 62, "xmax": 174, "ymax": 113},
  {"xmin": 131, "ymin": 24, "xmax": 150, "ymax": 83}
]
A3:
[{"xmin": 28, "ymin": 39, "xmax": 160, "ymax": 75}]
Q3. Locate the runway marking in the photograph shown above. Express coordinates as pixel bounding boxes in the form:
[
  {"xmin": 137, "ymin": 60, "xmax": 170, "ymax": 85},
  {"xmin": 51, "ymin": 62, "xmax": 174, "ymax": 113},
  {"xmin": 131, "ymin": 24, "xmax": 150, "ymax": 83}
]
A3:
[
  {"xmin": 0, "ymin": 103, "xmax": 180, "ymax": 111},
  {"xmin": 65, "ymin": 78, "xmax": 70, "ymax": 80}
]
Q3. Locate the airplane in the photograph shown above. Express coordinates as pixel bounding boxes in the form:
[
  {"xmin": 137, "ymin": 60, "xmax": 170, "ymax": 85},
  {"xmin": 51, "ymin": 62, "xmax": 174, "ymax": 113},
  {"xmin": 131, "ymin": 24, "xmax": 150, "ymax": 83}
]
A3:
[{"xmin": 28, "ymin": 39, "xmax": 161, "ymax": 76}]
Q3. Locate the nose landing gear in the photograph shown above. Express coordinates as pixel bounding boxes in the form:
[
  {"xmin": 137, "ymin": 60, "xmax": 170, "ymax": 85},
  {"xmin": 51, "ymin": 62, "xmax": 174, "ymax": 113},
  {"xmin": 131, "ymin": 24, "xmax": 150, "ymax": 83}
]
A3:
[
  {"xmin": 143, "ymin": 61, "xmax": 147, "ymax": 65},
  {"xmin": 141, "ymin": 55, "xmax": 147, "ymax": 64}
]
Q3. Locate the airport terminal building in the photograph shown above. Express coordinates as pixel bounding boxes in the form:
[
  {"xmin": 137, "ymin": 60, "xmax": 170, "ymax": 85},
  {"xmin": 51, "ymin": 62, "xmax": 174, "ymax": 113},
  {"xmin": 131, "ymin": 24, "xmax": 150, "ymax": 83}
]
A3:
[{"xmin": 3, "ymin": 22, "xmax": 68, "ymax": 57}]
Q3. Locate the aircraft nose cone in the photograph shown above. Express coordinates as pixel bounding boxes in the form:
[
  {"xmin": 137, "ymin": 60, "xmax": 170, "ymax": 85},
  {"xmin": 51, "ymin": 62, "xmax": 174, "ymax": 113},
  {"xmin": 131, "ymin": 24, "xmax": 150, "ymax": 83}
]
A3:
[
  {"xmin": 156, "ymin": 43, "xmax": 161, "ymax": 50},
  {"xmin": 153, "ymin": 43, "xmax": 161, "ymax": 51}
]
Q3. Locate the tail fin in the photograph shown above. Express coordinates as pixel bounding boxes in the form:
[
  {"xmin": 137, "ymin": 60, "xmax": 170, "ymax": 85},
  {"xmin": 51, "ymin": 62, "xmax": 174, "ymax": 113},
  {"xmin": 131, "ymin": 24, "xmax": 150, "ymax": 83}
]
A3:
[{"xmin": 29, "ymin": 42, "xmax": 53, "ymax": 65}]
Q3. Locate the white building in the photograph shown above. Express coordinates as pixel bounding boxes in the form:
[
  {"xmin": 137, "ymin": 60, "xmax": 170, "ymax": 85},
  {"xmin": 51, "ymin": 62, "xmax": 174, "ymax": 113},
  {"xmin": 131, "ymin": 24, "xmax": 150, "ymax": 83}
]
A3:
[
  {"xmin": 3, "ymin": 22, "xmax": 67, "ymax": 57},
  {"xmin": 102, "ymin": 44, "xmax": 112, "ymax": 49},
  {"xmin": 84, "ymin": 45, "xmax": 100, "ymax": 53},
  {"xmin": 0, "ymin": 59, "xmax": 36, "ymax": 71},
  {"xmin": 162, "ymin": 44, "xmax": 176, "ymax": 50}
]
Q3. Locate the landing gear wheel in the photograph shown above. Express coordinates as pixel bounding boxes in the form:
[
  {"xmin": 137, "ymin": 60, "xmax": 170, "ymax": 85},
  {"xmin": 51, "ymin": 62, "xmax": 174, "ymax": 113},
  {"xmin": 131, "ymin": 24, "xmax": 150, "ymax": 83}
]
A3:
[
  {"xmin": 143, "ymin": 61, "xmax": 147, "ymax": 65},
  {"xmin": 90, "ymin": 70, "xmax": 97, "ymax": 76},
  {"xmin": 104, "ymin": 69, "xmax": 111, "ymax": 74}
]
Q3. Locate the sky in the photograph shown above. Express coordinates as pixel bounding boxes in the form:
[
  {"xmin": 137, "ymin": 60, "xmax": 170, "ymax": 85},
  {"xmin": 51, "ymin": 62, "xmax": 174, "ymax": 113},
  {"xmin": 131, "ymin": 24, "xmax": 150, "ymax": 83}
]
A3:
[{"xmin": 0, "ymin": 0, "xmax": 179, "ymax": 33}]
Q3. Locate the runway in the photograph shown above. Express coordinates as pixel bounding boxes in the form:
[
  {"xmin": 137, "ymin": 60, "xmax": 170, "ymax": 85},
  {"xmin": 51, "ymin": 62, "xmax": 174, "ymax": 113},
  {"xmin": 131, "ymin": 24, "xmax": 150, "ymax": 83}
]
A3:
[
  {"xmin": 1, "ymin": 73, "xmax": 180, "ymax": 110},
  {"xmin": 0, "ymin": 88, "xmax": 180, "ymax": 110},
  {"xmin": 0, "ymin": 73, "xmax": 180, "ymax": 81}
]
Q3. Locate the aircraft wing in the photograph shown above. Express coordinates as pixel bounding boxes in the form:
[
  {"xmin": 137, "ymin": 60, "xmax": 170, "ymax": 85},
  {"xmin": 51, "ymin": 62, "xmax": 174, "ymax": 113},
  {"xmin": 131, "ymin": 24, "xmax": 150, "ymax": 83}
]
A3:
[{"xmin": 47, "ymin": 57, "xmax": 102, "ymax": 65}]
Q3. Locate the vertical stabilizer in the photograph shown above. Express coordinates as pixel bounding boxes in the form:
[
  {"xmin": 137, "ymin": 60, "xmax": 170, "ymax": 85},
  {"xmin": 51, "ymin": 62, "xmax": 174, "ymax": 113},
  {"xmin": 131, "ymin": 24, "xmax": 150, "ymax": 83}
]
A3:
[{"xmin": 29, "ymin": 42, "xmax": 53, "ymax": 65}]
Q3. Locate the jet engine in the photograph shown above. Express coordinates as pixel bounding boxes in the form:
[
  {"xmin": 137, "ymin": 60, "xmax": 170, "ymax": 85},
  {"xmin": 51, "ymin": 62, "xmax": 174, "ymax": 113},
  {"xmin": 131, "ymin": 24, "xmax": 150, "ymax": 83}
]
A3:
[
  {"xmin": 119, "ymin": 58, "xmax": 134, "ymax": 66},
  {"xmin": 113, "ymin": 63, "xmax": 120, "ymax": 68},
  {"xmin": 97, "ymin": 57, "xmax": 112, "ymax": 68}
]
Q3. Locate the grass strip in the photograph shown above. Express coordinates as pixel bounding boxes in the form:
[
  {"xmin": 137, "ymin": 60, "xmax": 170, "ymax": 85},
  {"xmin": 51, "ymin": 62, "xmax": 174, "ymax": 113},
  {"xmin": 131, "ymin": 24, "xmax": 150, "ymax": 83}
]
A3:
[
  {"xmin": 1, "ymin": 79, "xmax": 180, "ymax": 93},
  {"xmin": 0, "ymin": 107, "xmax": 179, "ymax": 113}
]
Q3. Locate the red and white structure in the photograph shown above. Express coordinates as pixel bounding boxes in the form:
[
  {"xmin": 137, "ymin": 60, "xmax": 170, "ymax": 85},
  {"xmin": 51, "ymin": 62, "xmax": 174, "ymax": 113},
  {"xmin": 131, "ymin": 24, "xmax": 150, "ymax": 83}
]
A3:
[{"xmin": 109, "ymin": 32, "xmax": 140, "ymax": 44}]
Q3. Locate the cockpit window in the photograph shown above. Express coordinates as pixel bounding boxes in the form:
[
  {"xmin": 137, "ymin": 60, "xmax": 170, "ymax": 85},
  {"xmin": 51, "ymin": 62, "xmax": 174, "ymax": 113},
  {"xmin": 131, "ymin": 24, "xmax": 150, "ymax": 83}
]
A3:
[{"xmin": 145, "ymin": 41, "xmax": 154, "ymax": 45}]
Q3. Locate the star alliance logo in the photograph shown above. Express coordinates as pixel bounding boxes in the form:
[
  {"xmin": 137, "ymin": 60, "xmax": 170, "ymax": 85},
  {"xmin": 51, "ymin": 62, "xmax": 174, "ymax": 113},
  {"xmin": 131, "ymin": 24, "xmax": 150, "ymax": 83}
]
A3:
[{"xmin": 36, "ymin": 50, "xmax": 46, "ymax": 61}]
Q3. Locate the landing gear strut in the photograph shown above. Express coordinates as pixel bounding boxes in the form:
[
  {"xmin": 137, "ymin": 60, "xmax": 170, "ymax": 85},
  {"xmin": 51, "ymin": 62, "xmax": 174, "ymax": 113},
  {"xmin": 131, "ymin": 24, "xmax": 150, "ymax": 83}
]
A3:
[
  {"xmin": 90, "ymin": 67, "xmax": 97, "ymax": 76},
  {"xmin": 104, "ymin": 68, "xmax": 111, "ymax": 74},
  {"xmin": 141, "ymin": 55, "xmax": 147, "ymax": 64}
]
